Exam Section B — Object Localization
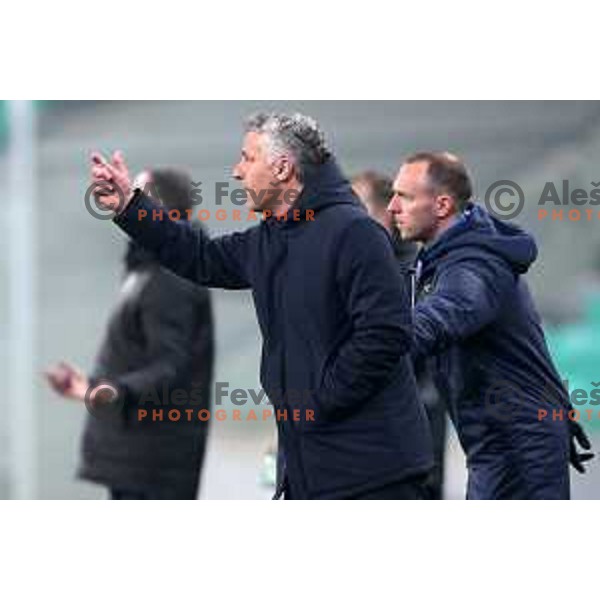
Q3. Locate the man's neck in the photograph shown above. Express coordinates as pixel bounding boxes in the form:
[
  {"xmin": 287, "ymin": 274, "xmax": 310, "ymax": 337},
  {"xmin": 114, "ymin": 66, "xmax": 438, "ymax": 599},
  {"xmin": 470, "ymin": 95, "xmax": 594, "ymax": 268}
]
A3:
[
  {"xmin": 271, "ymin": 182, "xmax": 303, "ymax": 216},
  {"xmin": 422, "ymin": 212, "xmax": 461, "ymax": 249}
]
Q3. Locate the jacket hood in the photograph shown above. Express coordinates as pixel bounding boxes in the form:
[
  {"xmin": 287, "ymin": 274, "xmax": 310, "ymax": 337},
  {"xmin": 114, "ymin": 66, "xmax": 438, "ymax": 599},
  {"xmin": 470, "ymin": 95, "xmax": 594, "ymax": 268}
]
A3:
[
  {"xmin": 418, "ymin": 202, "xmax": 538, "ymax": 275},
  {"xmin": 267, "ymin": 157, "xmax": 364, "ymax": 228}
]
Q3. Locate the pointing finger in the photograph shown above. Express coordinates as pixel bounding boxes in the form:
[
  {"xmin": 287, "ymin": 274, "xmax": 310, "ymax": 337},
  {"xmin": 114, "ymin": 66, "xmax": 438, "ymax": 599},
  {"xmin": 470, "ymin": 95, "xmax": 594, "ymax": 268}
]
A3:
[
  {"xmin": 112, "ymin": 150, "xmax": 126, "ymax": 171},
  {"xmin": 91, "ymin": 152, "xmax": 108, "ymax": 166}
]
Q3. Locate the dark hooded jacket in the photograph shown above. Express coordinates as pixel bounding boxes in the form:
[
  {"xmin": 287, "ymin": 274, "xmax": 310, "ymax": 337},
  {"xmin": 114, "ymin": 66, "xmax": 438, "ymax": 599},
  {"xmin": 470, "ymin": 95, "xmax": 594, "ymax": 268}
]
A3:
[
  {"xmin": 413, "ymin": 203, "xmax": 571, "ymax": 499},
  {"xmin": 113, "ymin": 158, "xmax": 434, "ymax": 499}
]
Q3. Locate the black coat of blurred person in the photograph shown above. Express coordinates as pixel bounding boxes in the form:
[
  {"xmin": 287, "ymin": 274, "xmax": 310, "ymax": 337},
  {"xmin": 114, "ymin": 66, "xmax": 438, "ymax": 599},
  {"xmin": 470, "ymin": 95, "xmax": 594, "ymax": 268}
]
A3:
[
  {"xmin": 45, "ymin": 168, "xmax": 214, "ymax": 500},
  {"xmin": 352, "ymin": 171, "xmax": 447, "ymax": 500}
]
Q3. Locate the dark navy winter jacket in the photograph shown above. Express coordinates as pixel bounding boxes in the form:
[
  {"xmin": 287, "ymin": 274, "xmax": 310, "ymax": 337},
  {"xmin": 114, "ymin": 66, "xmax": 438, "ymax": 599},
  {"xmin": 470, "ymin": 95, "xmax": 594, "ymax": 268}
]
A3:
[
  {"xmin": 413, "ymin": 203, "xmax": 571, "ymax": 499},
  {"xmin": 113, "ymin": 159, "xmax": 433, "ymax": 499}
]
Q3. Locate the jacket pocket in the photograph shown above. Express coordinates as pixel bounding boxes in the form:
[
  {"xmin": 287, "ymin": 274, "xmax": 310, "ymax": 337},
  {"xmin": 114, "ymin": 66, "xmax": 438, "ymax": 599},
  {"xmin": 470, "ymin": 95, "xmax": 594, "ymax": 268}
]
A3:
[
  {"xmin": 317, "ymin": 325, "xmax": 353, "ymax": 391},
  {"xmin": 311, "ymin": 325, "xmax": 354, "ymax": 422}
]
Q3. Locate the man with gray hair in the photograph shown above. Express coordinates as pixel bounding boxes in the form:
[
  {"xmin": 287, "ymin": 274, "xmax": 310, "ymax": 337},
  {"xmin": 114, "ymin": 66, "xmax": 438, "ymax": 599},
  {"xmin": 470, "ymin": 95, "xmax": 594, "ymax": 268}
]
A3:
[{"xmin": 89, "ymin": 112, "xmax": 434, "ymax": 499}]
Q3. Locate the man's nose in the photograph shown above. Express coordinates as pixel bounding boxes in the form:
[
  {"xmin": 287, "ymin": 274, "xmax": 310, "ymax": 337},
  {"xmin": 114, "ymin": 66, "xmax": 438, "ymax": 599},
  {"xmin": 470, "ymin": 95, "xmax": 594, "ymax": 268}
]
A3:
[
  {"xmin": 232, "ymin": 162, "xmax": 243, "ymax": 181},
  {"xmin": 387, "ymin": 195, "xmax": 400, "ymax": 214}
]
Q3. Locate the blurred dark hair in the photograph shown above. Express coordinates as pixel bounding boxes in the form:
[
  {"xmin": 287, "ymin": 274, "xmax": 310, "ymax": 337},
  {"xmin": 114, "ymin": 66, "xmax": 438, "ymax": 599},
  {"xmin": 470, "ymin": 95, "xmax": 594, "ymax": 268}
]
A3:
[
  {"xmin": 404, "ymin": 151, "xmax": 473, "ymax": 212},
  {"xmin": 125, "ymin": 168, "xmax": 196, "ymax": 270},
  {"xmin": 352, "ymin": 171, "xmax": 393, "ymax": 210},
  {"xmin": 151, "ymin": 168, "xmax": 194, "ymax": 214}
]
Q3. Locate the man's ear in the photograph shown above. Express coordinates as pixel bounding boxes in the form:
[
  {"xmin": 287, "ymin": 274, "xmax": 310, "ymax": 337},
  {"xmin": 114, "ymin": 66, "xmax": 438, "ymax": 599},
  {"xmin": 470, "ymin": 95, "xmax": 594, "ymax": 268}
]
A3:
[
  {"xmin": 272, "ymin": 155, "xmax": 294, "ymax": 183},
  {"xmin": 435, "ymin": 194, "xmax": 456, "ymax": 219}
]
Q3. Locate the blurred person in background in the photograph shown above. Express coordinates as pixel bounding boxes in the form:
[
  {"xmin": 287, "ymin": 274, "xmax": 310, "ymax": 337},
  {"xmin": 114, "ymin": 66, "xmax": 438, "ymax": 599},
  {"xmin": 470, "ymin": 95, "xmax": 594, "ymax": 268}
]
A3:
[
  {"xmin": 89, "ymin": 112, "xmax": 434, "ymax": 500},
  {"xmin": 353, "ymin": 171, "xmax": 447, "ymax": 499},
  {"xmin": 45, "ymin": 168, "xmax": 214, "ymax": 500},
  {"xmin": 388, "ymin": 151, "xmax": 593, "ymax": 499},
  {"xmin": 352, "ymin": 170, "xmax": 417, "ymax": 266}
]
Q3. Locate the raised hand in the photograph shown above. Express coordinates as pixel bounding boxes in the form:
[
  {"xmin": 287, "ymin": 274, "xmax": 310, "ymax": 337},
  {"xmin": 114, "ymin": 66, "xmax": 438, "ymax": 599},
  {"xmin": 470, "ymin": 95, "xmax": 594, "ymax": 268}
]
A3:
[{"xmin": 90, "ymin": 150, "xmax": 133, "ymax": 215}]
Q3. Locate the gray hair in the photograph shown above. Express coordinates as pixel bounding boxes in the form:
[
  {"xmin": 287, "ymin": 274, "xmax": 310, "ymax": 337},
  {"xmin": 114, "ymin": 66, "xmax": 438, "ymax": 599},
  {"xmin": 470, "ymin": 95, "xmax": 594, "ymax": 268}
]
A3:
[{"xmin": 244, "ymin": 112, "xmax": 331, "ymax": 182}]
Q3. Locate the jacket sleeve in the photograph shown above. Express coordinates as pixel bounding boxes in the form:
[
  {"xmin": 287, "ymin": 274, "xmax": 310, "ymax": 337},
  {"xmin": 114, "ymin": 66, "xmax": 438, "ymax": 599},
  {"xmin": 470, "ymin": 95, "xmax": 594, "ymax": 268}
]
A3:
[
  {"xmin": 112, "ymin": 270, "xmax": 210, "ymax": 407},
  {"xmin": 413, "ymin": 258, "xmax": 514, "ymax": 360},
  {"xmin": 318, "ymin": 218, "xmax": 413, "ymax": 416},
  {"xmin": 113, "ymin": 191, "xmax": 252, "ymax": 289}
]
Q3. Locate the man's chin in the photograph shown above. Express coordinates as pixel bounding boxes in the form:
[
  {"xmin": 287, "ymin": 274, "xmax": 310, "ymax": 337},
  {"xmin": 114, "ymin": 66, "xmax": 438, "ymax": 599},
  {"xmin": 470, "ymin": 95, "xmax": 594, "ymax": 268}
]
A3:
[
  {"xmin": 394, "ymin": 225, "xmax": 412, "ymax": 241},
  {"xmin": 245, "ymin": 200, "xmax": 263, "ymax": 212},
  {"xmin": 247, "ymin": 200, "xmax": 281, "ymax": 214}
]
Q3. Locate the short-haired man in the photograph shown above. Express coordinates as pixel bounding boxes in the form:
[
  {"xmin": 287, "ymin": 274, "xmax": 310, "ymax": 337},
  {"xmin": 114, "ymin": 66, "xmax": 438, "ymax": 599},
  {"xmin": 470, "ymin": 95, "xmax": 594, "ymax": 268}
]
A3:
[
  {"xmin": 89, "ymin": 113, "xmax": 434, "ymax": 500},
  {"xmin": 388, "ymin": 151, "xmax": 593, "ymax": 499}
]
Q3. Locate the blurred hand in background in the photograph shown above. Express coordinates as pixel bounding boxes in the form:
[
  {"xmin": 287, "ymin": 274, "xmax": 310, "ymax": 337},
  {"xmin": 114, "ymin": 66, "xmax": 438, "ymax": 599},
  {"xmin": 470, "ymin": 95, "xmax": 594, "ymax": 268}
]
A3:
[{"xmin": 44, "ymin": 361, "xmax": 90, "ymax": 402}]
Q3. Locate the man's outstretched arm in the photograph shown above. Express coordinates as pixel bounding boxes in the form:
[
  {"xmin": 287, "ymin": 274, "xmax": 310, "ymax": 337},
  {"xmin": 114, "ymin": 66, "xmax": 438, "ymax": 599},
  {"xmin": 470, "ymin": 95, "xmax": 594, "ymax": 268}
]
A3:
[
  {"xmin": 90, "ymin": 151, "xmax": 252, "ymax": 290},
  {"xmin": 114, "ymin": 191, "xmax": 251, "ymax": 289}
]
